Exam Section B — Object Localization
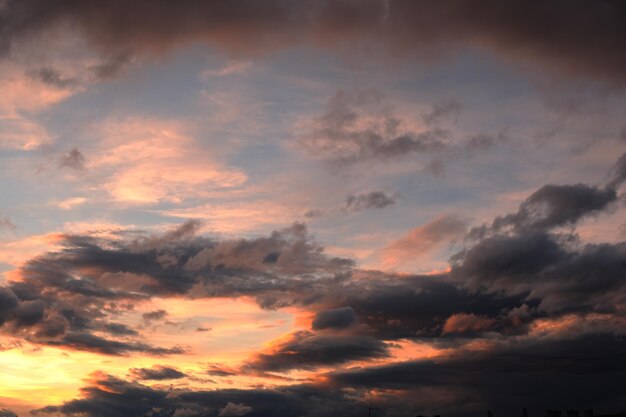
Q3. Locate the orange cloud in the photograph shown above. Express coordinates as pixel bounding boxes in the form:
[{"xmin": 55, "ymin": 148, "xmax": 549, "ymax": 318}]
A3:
[
  {"xmin": 0, "ymin": 64, "xmax": 75, "ymax": 150},
  {"xmin": 442, "ymin": 313, "xmax": 496, "ymax": 335},
  {"xmin": 381, "ymin": 214, "xmax": 467, "ymax": 269},
  {"xmin": 88, "ymin": 118, "xmax": 247, "ymax": 204}
]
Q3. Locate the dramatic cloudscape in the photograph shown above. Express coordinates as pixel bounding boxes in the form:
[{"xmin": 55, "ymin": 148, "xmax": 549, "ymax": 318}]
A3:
[{"xmin": 1, "ymin": 1, "xmax": 625, "ymax": 417}]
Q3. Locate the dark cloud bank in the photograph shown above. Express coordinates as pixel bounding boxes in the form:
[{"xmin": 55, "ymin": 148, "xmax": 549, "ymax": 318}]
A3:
[
  {"xmin": 3, "ymin": 1, "xmax": 626, "ymax": 83},
  {"xmin": 0, "ymin": 152, "xmax": 624, "ymax": 416}
]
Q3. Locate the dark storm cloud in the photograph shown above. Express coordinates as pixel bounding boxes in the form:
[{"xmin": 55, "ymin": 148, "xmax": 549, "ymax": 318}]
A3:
[
  {"xmin": 343, "ymin": 191, "xmax": 399, "ymax": 212},
  {"xmin": 330, "ymin": 333, "xmax": 626, "ymax": 415},
  {"xmin": 3, "ymin": 1, "xmax": 626, "ymax": 82},
  {"xmin": 311, "ymin": 306, "xmax": 357, "ymax": 330},
  {"xmin": 0, "ymin": 409, "xmax": 17, "ymax": 417},
  {"xmin": 130, "ymin": 365, "xmax": 187, "ymax": 381},
  {"xmin": 244, "ymin": 330, "xmax": 389, "ymax": 372}
]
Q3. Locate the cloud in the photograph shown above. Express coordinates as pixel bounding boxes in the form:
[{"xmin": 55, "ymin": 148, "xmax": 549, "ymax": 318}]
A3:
[
  {"xmin": 329, "ymin": 333, "xmax": 626, "ymax": 415},
  {"xmin": 1, "ymin": 153, "xmax": 625, "ymax": 363},
  {"xmin": 382, "ymin": 214, "xmax": 467, "ymax": 267},
  {"xmin": 0, "ymin": 217, "xmax": 16, "ymax": 232},
  {"xmin": 47, "ymin": 332, "xmax": 186, "ymax": 356},
  {"xmin": 298, "ymin": 89, "xmax": 447, "ymax": 166},
  {"xmin": 34, "ymin": 372, "xmax": 364, "ymax": 417},
  {"xmin": 3, "ymin": 1, "xmax": 626, "ymax": 83},
  {"xmin": 312, "ymin": 307, "xmax": 357, "ymax": 331},
  {"xmin": 0, "ymin": 409, "xmax": 17, "ymax": 417},
  {"xmin": 203, "ymin": 61, "xmax": 251, "ymax": 78},
  {"xmin": 55, "ymin": 197, "xmax": 87, "ymax": 210},
  {"xmin": 58, "ymin": 148, "xmax": 86, "ymax": 170},
  {"xmin": 0, "ymin": 62, "xmax": 74, "ymax": 150},
  {"xmin": 441, "ymin": 313, "xmax": 496, "ymax": 335},
  {"xmin": 607, "ymin": 151, "xmax": 626, "ymax": 190},
  {"xmin": 142, "ymin": 310, "xmax": 168, "ymax": 322},
  {"xmin": 343, "ymin": 191, "xmax": 399, "ymax": 213},
  {"xmin": 218, "ymin": 402, "xmax": 252, "ymax": 417},
  {"xmin": 486, "ymin": 184, "xmax": 617, "ymax": 234},
  {"xmin": 452, "ymin": 153, "xmax": 626, "ymax": 313},
  {"xmin": 32, "ymin": 328, "xmax": 626, "ymax": 417},
  {"xmin": 422, "ymin": 100, "xmax": 462, "ymax": 125},
  {"xmin": 0, "ymin": 222, "xmax": 354, "ymax": 353},
  {"xmin": 29, "ymin": 67, "xmax": 76, "ymax": 88},
  {"xmin": 86, "ymin": 117, "xmax": 247, "ymax": 204},
  {"xmin": 244, "ymin": 330, "xmax": 389, "ymax": 372},
  {"xmin": 130, "ymin": 365, "xmax": 187, "ymax": 381}
]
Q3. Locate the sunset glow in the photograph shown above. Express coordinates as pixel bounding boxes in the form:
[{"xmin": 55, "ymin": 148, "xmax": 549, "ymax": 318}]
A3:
[{"xmin": 1, "ymin": 2, "xmax": 626, "ymax": 417}]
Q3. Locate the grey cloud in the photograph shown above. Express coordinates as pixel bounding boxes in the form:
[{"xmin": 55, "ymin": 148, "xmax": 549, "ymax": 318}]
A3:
[
  {"xmin": 142, "ymin": 309, "xmax": 168, "ymax": 322},
  {"xmin": 49, "ymin": 332, "xmax": 186, "ymax": 356},
  {"xmin": 218, "ymin": 403, "xmax": 252, "ymax": 417},
  {"xmin": 422, "ymin": 100, "xmax": 462, "ymax": 125},
  {"xmin": 89, "ymin": 52, "xmax": 133, "ymax": 79},
  {"xmin": 340, "ymin": 274, "xmax": 532, "ymax": 340},
  {"xmin": 454, "ymin": 224, "xmax": 626, "ymax": 313},
  {"xmin": 299, "ymin": 89, "xmax": 448, "ymax": 166},
  {"xmin": 0, "ymin": 222, "xmax": 354, "ymax": 354},
  {"xmin": 451, "ymin": 154, "xmax": 626, "ymax": 314},
  {"xmin": 312, "ymin": 307, "xmax": 357, "ymax": 330},
  {"xmin": 35, "ymin": 373, "xmax": 364, "ymax": 417},
  {"xmin": 303, "ymin": 209, "xmax": 323, "ymax": 219},
  {"xmin": 343, "ymin": 191, "xmax": 399, "ymax": 212},
  {"xmin": 30, "ymin": 67, "xmax": 76, "ymax": 88},
  {"xmin": 0, "ymin": 409, "xmax": 17, "ymax": 417},
  {"xmin": 3, "ymin": 149, "xmax": 626, "ymax": 359},
  {"xmin": 102, "ymin": 322, "xmax": 139, "ymax": 336},
  {"xmin": 300, "ymin": 89, "xmax": 507, "ymax": 169},
  {"xmin": 607, "ymin": 152, "xmax": 626, "ymax": 190},
  {"xmin": 330, "ymin": 333, "xmax": 626, "ymax": 416},
  {"xmin": 130, "ymin": 365, "xmax": 187, "ymax": 381},
  {"xmin": 33, "ymin": 332, "xmax": 626, "ymax": 417},
  {"xmin": 3, "ymin": 1, "xmax": 626, "ymax": 82},
  {"xmin": 58, "ymin": 148, "xmax": 86, "ymax": 170},
  {"xmin": 489, "ymin": 184, "xmax": 617, "ymax": 234},
  {"xmin": 244, "ymin": 330, "xmax": 389, "ymax": 372}
]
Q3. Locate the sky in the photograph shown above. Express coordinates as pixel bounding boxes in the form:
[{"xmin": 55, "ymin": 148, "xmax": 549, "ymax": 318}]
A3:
[{"xmin": 0, "ymin": 1, "xmax": 626, "ymax": 417}]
